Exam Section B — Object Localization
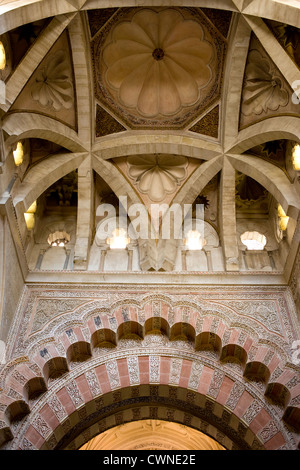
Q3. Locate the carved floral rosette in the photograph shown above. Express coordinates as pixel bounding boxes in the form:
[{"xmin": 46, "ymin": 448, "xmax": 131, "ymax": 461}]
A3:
[
  {"xmin": 93, "ymin": 7, "xmax": 225, "ymax": 129},
  {"xmin": 31, "ymin": 50, "xmax": 73, "ymax": 111},
  {"xmin": 127, "ymin": 154, "xmax": 188, "ymax": 202}
]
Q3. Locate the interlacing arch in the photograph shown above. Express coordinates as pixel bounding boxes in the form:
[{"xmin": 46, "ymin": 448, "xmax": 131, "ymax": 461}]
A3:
[{"xmin": 0, "ymin": 0, "xmax": 298, "ymax": 275}]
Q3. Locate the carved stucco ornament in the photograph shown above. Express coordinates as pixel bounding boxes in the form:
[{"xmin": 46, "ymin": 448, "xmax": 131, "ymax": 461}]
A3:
[
  {"xmin": 31, "ymin": 50, "xmax": 73, "ymax": 111},
  {"xmin": 127, "ymin": 154, "xmax": 188, "ymax": 202},
  {"xmin": 102, "ymin": 9, "xmax": 213, "ymax": 118},
  {"xmin": 242, "ymin": 50, "xmax": 289, "ymax": 116}
]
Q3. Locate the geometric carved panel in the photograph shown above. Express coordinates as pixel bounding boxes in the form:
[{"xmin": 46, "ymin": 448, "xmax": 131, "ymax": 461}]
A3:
[{"xmin": 189, "ymin": 105, "xmax": 219, "ymax": 138}]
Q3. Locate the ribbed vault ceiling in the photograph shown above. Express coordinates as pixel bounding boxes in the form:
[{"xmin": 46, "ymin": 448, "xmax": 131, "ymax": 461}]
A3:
[{"xmin": 0, "ymin": 0, "xmax": 299, "ymax": 278}]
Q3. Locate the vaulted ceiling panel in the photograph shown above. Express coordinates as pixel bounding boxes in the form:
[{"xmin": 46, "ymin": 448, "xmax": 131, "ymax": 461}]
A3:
[
  {"xmin": 91, "ymin": 7, "xmax": 228, "ymax": 130},
  {"xmin": 10, "ymin": 30, "xmax": 77, "ymax": 130}
]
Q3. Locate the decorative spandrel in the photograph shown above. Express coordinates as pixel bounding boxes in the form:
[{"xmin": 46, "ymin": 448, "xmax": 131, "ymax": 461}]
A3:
[{"xmin": 92, "ymin": 7, "xmax": 226, "ymax": 129}]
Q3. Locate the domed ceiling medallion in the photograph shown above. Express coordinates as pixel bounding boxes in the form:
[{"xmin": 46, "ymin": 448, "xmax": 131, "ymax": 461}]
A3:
[
  {"xmin": 92, "ymin": 8, "xmax": 226, "ymax": 129},
  {"xmin": 127, "ymin": 154, "xmax": 188, "ymax": 202}
]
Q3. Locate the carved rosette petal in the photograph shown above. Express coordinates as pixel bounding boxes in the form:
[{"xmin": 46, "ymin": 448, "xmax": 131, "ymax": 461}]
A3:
[
  {"xmin": 242, "ymin": 50, "xmax": 289, "ymax": 116},
  {"xmin": 127, "ymin": 154, "xmax": 188, "ymax": 202},
  {"xmin": 103, "ymin": 9, "xmax": 213, "ymax": 118},
  {"xmin": 31, "ymin": 50, "xmax": 73, "ymax": 111}
]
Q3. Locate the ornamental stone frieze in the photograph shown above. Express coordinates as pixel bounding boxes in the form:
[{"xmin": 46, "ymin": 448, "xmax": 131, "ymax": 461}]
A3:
[
  {"xmin": 6, "ymin": 285, "xmax": 298, "ymax": 358},
  {"xmin": 0, "ymin": 284, "xmax": 299, "ymax": 450}
]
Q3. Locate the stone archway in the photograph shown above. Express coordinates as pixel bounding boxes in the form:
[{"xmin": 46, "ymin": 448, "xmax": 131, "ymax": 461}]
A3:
[
  {"xmin": 10, "ymin": 372, "xmax": 266, "ymax": 451},
  {"xmin": 1, "ymin": 294, "xmax": 299, "ymax": 451},
  {"xmin": 79, "ymin": 419, "xmax": 225, "ymax": 451}
]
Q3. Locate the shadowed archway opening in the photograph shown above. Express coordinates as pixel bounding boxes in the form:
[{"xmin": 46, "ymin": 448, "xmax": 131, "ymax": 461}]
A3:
[{"xmin": 79, "ymin": 419, "xmax": 225, "ymax": 450}]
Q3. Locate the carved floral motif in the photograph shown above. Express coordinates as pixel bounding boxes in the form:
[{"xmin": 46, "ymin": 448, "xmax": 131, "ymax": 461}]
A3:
[
  {"xmin": 102, "ymin": 9, "xmax": 213, "ymax": 118},
  {"xmin": 127, "ymin": 154, "xmax": 188, "ymax": 202},
  {"xmin": 31, "ymin": 50, "xmax": 73, "ymax": 111},
  {"xmin": 242, "ymin": 50, "xmax": 289, "ymax": 116}
]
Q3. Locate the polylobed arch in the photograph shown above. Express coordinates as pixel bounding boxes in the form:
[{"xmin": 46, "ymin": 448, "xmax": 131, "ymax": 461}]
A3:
[
  {"xmin": 243, "ymin": 361, "xmax": 271, "ymax": 383},
  {"xmin": 23, "ymin": 376, "xmax": 47, "ymax": 401},
  {"xmin": 0, "ymin": 336, "xmax": 299, "ymax": 448},
  {"xmin": 0, "ymin": 0, "xmax": 299, "ymax": 452},
  {"xmin": 22, "ymin": 295, "xmax": 291, "ymax": 368},
  {"xmin": 283, "ymin": 406, "xmax": 300, "ymax": 433},
  {"xmin": 220, "ymin": 343, "xmax": 248, "ymax": 366},
  {"xmin": 1, "ymin": 0, "xmax": 300, "ymax": 36},
  {"xmin": 66, "ymin": 341, "xmax": 92, "ymax": 364},
  {"xmin": 1, "ymin": 293, "xmax": 299, "ymax": 449},
  {"xmin": 265, "ymin": 382, "xmax": 292, "ymax": 408},
  {"xmin": 170, "ymin": 322, "xmax": 196, "ymax": 342},
  {"xmin": 144, "ymin": 317, "xmax": 170, "ymax": 337},
  {"xmin": 195, "ymin": 331, "xmax": 222, "ymax": 352},
  {"xmin": 117, "ymin": 321, "xmax": 144, "ymax": 341},
  {"xmin": 4, "ymin": 400, "xmax": 30, "ymax": 424}
]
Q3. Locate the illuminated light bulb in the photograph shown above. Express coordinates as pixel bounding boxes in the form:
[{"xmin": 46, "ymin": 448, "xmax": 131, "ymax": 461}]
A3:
[
  {"xmin": 13, "ymin": 142, "xmax": 24, "ymax": 167},
  {"xmin": 107, "ymin": 228, "xmax": 130, "ymax": 249},
  {"xmin": 241, "ymin": 231, "xmax": 267, "ymax": 251},
  {"xmin": 185, "ymin": 230, "xmax": 206, "ymax": 251},
  {"xmin": 27, "ymin": 201, "xmax": 37, "ymax": 214},
  {"xmin": 292, "ymin": 144, "xmax": 300, "ymax": 171},
  {"xmin": 278, "ymin": 204, "xmax": 289, "ymax": 231},
  {"xmin": 0, "ymin": 41, "xmax": 6, "ymax": 70},
  {"xmin": 24, "ymin": 213, "xmax": 35, "ymax": 230}
]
